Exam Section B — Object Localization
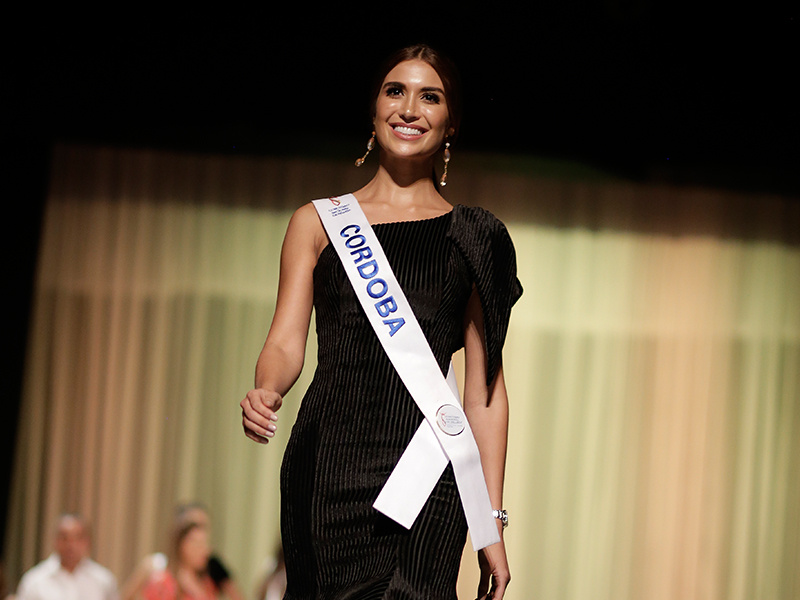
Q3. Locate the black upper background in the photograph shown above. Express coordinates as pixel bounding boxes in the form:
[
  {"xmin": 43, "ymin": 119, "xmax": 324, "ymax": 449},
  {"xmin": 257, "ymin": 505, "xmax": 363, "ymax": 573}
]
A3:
[
  {"xmin": 2, "ymin": 3, "xmax": 797, "ymax": 554},
  {"xmin": 6, "ymin": 6, "xmax": 799, "ymax": 181}
]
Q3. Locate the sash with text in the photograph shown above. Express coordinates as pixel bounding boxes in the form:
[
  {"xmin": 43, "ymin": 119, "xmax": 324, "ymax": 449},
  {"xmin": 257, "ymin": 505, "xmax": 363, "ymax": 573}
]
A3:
[{"xmin": 312, "ymin": 194, "xmax": 500, "ymax": 551}]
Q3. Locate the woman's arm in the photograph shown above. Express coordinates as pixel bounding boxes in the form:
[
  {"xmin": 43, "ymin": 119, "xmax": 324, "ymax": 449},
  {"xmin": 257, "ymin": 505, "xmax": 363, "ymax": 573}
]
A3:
[
  {"xmin": 462, "ymin": 287, "xmax": 511, "ymax": 600},
  {"xmin": 240, "ymin": 203, "xmax": 326, "ymax": 444}
]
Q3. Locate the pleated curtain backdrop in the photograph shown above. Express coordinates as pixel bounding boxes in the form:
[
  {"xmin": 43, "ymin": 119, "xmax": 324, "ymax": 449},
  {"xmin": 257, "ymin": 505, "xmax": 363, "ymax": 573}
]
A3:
[{"xmin": 5, "ymin": 143, "xmax": 799, "ymax": 600}]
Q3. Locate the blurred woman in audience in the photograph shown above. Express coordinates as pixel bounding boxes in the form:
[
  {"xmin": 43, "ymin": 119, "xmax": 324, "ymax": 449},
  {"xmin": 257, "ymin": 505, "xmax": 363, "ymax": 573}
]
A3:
[
  {"xmin": 140, "ymin": 521, "xmax": 217, "ymax": 600},
  {"xmin": 122, "ymin": 504, "xmax": 242, "ymax": 600}
]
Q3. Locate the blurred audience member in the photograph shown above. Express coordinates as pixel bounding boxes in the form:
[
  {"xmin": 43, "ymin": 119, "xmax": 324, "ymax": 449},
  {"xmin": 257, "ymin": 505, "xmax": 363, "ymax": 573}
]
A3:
[
  {"xmin": 122, "ymin": 503, "xmax": 241, "ymax": 600},
  {"xmin": 15, "ymin": 513, "xmax": 119, "ymax": 600},
  {"xmin": 140, "ymin": 521, "xmax": 216, "ymax": 600}
]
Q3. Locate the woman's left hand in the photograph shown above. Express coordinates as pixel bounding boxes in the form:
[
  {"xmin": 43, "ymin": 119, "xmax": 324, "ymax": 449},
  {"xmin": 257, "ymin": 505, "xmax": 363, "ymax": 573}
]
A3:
[{"xmin": 476, "ymin": 538, "xmax": 510, "ymax": 600}]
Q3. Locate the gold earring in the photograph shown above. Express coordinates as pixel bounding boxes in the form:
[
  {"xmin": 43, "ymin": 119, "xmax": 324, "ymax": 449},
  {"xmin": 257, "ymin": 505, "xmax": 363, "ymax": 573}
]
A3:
[
  {"xmin": 439, "ymin": 141, "xmax": 451, "ymax": 187},
  {"xmin": 355, "ymin": 131, "xmax": 376, "ymax": 167}
]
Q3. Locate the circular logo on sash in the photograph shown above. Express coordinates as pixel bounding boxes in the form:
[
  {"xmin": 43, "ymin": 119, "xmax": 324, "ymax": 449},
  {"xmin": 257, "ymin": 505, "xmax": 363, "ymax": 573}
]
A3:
[{"xmin": 436, "ymin": 404, "xmax": 466, "ymax": 436}]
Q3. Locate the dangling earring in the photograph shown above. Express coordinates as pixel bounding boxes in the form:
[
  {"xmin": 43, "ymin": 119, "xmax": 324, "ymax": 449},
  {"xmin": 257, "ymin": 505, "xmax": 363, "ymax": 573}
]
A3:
[
  {"xmin": 439, "ymin": 141, "xmax": 451, "ymax": 187},
  {"xmin": 355, "ymin": 131, "xmax": 376, "ymax": 167}
]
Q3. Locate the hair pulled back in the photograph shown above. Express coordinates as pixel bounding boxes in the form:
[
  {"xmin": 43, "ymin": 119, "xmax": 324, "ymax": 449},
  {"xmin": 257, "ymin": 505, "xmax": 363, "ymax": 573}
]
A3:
[{"xmin": 369, "ymin": 44, "xmax": 463, "ymax": 141}]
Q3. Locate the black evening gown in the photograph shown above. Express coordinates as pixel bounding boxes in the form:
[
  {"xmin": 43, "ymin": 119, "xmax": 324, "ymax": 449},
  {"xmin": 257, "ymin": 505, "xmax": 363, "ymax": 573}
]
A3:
[{"xmin": 280, "ymin": 204, "xmax": 522, "ymax": 600}]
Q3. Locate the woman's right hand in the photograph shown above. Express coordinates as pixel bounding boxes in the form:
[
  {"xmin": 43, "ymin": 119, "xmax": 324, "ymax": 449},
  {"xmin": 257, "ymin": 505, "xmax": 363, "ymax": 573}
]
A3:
[
  {"xmin": 241, "ymin": 388, "xmax": 283, "ymax": 444},
  {"xmin": 240, "ymin": 204, "xmax": 322, "ymax": 446}
]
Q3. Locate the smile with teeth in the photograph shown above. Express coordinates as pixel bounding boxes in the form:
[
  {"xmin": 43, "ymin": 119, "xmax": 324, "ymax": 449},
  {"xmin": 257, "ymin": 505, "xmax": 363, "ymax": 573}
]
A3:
[{"xmin": 392, "ymin": 124, "xmax": 427, "ymax": 138}]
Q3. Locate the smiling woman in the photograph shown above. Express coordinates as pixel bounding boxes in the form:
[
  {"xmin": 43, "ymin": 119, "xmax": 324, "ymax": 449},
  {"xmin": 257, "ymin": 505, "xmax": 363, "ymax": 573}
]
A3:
[
  {"xmin": 240, "ymin": 44, "xmax": 522, "ymax": 600},
  {"xmin": 366, "ymin": 45, "xmax": 462, "ymax": 189},
  {"xmin": 372, "ymin": 59, "xmax": 454, "ymax": 167}
]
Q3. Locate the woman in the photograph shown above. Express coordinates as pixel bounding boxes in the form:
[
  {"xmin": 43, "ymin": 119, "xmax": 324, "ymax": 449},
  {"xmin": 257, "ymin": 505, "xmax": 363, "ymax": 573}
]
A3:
[
  {"xmin": 121, "ymin": 504, "xmax": 243, "ymax": 600},
  {"xmin": 141, "ymin": 521, "xmax": 218, "ymax": 600},
  {"xmin": 241, "ymin": 44, "xmax": 521, "ymax": 599}
]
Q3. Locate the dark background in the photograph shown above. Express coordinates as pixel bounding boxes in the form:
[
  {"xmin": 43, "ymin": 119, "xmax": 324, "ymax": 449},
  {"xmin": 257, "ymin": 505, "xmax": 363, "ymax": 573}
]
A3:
[{"xmin": 2, "ymin": 4, "xmax": 797, "ymax": 554}]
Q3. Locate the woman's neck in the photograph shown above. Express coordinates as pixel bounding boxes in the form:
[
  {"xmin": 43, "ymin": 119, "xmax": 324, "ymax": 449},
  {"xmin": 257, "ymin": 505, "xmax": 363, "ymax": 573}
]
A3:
[{"xmin": 354, "ymin": 154, "xmax": 450, "ymax": 221}]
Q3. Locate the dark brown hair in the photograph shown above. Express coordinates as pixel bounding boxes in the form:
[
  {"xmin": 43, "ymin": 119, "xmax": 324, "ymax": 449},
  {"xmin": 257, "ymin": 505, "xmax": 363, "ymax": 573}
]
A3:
[
  {"xmin": 369, "ymin": 44, "xmax": 463, "ymax": 141},
  {"xmin": 168, "ymin": 520, "xmax": 204, "ymax": 572}
]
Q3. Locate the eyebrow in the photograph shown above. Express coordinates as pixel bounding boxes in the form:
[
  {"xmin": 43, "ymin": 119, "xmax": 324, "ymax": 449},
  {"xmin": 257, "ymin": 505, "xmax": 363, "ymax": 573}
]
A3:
[{"xmin": 382, "ymin": 81, "xmax": 445, "ymax": 95}]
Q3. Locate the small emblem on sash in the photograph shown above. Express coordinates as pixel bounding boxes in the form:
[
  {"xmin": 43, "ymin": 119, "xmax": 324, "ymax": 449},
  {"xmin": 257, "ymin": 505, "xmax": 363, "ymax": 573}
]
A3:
[{"xmin": 436, "ymin": 404, "xmax": 466, "ymax": 436}]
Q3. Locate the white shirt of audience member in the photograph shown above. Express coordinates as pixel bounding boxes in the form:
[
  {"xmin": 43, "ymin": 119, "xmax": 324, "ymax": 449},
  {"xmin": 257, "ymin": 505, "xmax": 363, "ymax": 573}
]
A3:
[{"xmin": 15, "ymin": 515, "xmax": 119, "ymax": 600}]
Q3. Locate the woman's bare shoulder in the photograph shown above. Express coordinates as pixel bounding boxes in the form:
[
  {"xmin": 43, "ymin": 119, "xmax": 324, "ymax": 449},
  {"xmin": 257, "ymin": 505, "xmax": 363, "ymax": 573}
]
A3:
[
  {"xmin": 289, "ymin": 201, "xmax": 321, "ymax": 224},
  {"xmin": 284, "ymin": 201, "xmax": 328, "ymax": 259},
  {"xmin": 284, "ymin": 202, "xmax": 326, "ymax": 235}
]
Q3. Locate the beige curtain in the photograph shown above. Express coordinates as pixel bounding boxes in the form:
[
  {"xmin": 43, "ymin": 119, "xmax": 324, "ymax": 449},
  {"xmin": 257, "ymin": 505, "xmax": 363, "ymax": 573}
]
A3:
[{"xmin": 5, "ymin": 144, "xmax": 799, "ymax": 600}]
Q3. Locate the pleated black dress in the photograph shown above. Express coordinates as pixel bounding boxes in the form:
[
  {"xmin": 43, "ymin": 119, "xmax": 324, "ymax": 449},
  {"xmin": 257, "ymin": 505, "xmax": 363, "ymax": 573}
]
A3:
[{"xmin": 280, "ymin": 204, "xmax": 522, "ymax": 600}]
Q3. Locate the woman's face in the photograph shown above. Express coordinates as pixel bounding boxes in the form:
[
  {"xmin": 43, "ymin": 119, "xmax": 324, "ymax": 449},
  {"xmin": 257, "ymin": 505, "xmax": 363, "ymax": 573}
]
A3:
[
  {"xmin": 179, "ymin": 526, "xmax": 211, "ymax": 572},
  {"xmin": 373, "ymin": 59, "xmax": 453, "ymax": 162}
]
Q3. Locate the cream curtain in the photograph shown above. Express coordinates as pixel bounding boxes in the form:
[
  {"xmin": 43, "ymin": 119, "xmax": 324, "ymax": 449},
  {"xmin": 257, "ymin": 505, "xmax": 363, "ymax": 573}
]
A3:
[{"xmin": 5, "ymin": 144, "xmax": 799, "ymax": 600}]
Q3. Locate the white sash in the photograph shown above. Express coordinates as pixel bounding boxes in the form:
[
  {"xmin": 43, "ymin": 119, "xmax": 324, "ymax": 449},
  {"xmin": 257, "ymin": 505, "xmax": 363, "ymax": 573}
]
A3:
[{"xmin": 312, "ymin": 194, "xmax": 500, "ymax": 551}]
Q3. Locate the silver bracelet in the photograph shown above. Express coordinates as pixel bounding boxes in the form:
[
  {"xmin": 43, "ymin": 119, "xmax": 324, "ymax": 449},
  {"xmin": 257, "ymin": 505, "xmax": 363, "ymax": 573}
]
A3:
[{"xmin": 492, "ymin": 509, "xmax": 508, "ymax": 528}]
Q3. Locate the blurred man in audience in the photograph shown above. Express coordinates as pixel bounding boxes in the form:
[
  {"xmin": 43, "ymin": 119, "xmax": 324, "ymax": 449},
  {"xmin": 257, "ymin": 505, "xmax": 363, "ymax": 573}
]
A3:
[{"xmin": 15, "ymin": 513, "xmax": 118, "ymax": 600}]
